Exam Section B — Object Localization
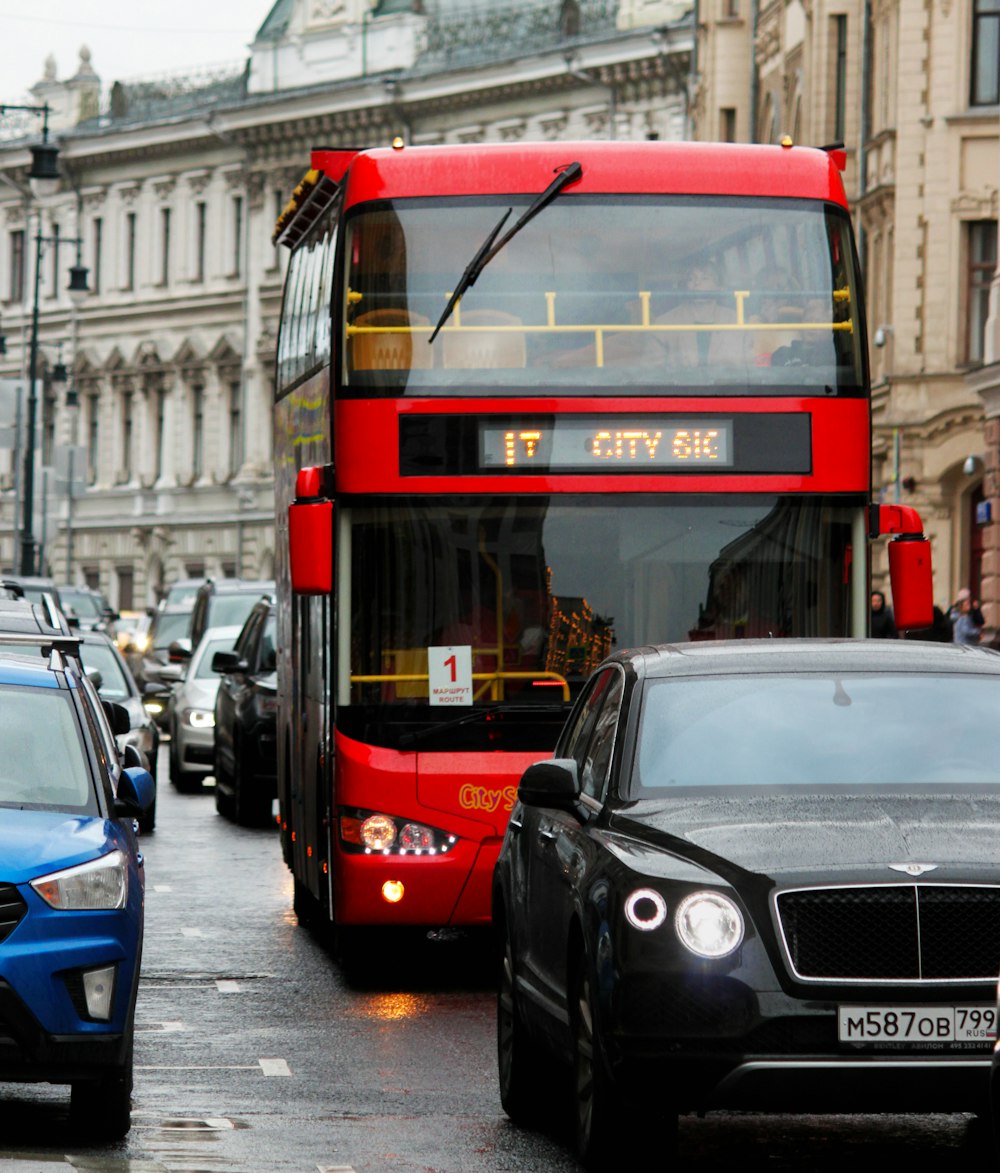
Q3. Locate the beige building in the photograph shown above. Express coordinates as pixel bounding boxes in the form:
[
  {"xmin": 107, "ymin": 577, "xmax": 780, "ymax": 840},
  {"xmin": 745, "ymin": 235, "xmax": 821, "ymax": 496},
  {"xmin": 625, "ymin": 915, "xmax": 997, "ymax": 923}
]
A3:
[
  {"xmin": 696, "ymin": 0, "xmax": 1000, "ymax": 622},
  {"xmin": 1, "ymin": 0, "xmax": 997, "ymax": 626}
]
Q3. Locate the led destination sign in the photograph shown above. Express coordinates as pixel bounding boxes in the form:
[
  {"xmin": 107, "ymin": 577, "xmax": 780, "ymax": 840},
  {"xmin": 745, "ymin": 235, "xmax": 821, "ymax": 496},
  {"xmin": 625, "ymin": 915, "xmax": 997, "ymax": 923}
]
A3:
[{"xmin": 480, "ymin": 417, "xmax": 733, "ymax": 470}]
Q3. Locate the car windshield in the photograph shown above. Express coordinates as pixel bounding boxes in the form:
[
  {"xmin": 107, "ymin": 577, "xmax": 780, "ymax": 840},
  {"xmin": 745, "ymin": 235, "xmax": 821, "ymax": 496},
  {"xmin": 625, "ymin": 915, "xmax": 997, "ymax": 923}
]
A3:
[
  {"xmin": 78, "ymin": 642, "xmax": 131, "ymax": 701},
  {"xmin": 152, "ymin": 611, "xmax": 191, "ymax": 649},
  {"xmin": 208, "ymin": 595, "xmax": 263, "ymax": 630},
  {"xmin": 194, "ymin": 636, "xmax": 238, "ymax": 679},
  {"xmin": 634, "ymin": 673, "xmax": 1000, "ymax": 794},
  {"xmin": 164, "ymin": 584, "xmax": 201, "ymax": 606},
  {"xmin": 0, "ymin": 686, "xmax": 98, "ymax": 811},
  {"xmin": 63, "ymin": 591, "xmax": 103, "ymax": 618}
]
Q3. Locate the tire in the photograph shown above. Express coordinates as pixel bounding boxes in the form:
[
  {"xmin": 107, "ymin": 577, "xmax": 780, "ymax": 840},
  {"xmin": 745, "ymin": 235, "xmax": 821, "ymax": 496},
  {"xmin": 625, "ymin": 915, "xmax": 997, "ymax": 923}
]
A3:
[
  {"xmin": 233, "ymin": 738, "xmax": 272, "ymax": 828},
  {"xmin": 169, "ymin": 738, "xmax": 202, "ymax": 794},
  {"xmin": 137, "ymin": 796, "xmax": 156, "ymax": 834},
  {"xmin": 497, "ymin": 923, "xmax": 548, "ymax": 1125},
  {"xmin": 71, "ymin": 1048, "xmax": 133, "ymax": 1141},
  {"xmin": 572, "ymin": 959, "xmax": 622, "ymax": 1171}
]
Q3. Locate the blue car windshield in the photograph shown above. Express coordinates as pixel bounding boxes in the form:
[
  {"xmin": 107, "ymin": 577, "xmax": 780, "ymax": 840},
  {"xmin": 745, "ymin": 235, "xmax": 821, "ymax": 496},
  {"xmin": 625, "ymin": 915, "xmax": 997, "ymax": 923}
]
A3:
[
  {"xmin": 634, "ymin": 673, "xmax": 1000, "ymax": 793},
  {"xmin": 0, "ymin": 686, "xmax": 98, "ymax": 812}
]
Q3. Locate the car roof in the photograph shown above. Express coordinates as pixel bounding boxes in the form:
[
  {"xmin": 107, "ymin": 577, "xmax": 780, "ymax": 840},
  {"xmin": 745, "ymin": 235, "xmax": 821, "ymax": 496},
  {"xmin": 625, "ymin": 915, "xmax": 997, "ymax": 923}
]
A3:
[
  {"xmin": 614, "ymin": 638, "xmax": 1000, "ymax": 681},
  {"xmin": 197, "ymin": 624, "xmax": 244, "ymax": 645},
  {"xmin": 0, "ymin": 597, "xmax": 69, "ymax": 635},
  {"xmin": 200, "ymin": 578, "xmax": 275, "ymax": 595},
  {"xmin": 0, "ymin": 648, "xmax": 80, "ymax": 689}
]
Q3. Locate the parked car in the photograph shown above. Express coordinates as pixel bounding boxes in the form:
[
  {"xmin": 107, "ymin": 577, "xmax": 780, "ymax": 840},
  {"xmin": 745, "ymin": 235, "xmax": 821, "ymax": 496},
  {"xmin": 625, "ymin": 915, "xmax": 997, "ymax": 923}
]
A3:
[
  {"xmin": 160, "ymin": 577, "xmax": 204, "ymax": 609},
  {"xmin": 495, "ymin": 639, "xmax": 1000, "ymax": 1169},
  {"xmin": 125, "ymin": 604, "xmax": 193, "ymax": 727},
  {"xmin": 0, "ymin": 639, "xmax": 154, "ymax": 1139},
  {"xmin": 213, "ymin": 596, "xmax": 278, "ymax": 826},
  {"xmin": 179, "ymin": 577, "xmax": 275, "ymax": 659},
  {"xmin": 59, "ymin": 584, "xmax": 119, "ymax": 639},
  {"xmin": 0, "ymin": 574, "xmax": 63, "ymax": 612},
  {"xmin": 75, "ymin": 629, "xmax": 167, "ymax": 833},
  {"xmin": 168, "ymin": 624, "xmax": 243, "ymax": 792}
]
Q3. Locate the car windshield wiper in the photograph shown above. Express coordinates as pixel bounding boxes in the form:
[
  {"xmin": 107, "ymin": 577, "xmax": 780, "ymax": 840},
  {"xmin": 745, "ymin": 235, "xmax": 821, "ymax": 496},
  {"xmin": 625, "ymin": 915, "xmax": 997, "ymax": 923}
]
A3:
[
  {"xmin": 398, "ymin": 703, "xmax": 568, "ymax": 749},
  {"xmin": 427, "ymin": 160, "xmax": 583, "ymax": 343}
]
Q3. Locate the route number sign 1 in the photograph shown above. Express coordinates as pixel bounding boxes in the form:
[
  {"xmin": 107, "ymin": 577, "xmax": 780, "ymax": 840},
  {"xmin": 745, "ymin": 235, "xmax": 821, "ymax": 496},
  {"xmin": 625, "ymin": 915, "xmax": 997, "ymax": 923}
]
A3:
[{"xmin": 428, "ymin": 646, "xmax": 473, "ymax": 707}]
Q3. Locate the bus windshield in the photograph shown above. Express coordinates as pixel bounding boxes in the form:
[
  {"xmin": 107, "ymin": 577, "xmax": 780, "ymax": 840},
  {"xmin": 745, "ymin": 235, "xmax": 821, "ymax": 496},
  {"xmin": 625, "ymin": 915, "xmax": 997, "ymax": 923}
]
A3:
[
  {"xmin": 343, "ymin": 495, "xmax": 858, "ymax": 744},
  {"xmin": 343, "ymin": 196, "xmax": 862, "ymax": 396}
]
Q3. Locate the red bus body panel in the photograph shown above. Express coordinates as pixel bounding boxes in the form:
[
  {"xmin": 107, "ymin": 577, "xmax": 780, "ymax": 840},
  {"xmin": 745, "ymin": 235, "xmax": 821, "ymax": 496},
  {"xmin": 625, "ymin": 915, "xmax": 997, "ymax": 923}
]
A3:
[
  {"xmin": 332, "ymin": 731, "xmax": 537, "ymax": 926},
  {"xmin": 335, "ymin": 396, "xmax": 870, "ymax": 495}
]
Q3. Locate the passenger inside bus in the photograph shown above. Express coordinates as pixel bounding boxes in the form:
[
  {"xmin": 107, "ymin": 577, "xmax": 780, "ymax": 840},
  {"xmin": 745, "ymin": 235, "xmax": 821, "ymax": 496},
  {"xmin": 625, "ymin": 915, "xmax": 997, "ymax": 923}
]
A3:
[{"xmin": 652, "ymin": 259, "xmax": 745, "ymax": 368}]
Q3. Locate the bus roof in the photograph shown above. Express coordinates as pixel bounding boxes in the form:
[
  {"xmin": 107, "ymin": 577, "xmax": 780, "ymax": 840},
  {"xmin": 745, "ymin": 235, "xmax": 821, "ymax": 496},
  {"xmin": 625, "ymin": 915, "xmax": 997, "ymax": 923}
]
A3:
[
  {"xmin": 319, "ymin": 139, "xmax": 849, "ymax": 207},
  {"xmin": 273, "ymin": 139, "xmax": 851, "ymax": 246}
]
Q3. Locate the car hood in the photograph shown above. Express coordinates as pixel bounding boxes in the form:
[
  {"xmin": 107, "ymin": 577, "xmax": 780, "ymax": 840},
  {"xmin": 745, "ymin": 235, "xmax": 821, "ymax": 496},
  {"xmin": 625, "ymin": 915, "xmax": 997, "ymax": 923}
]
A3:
[
  {"xmin": 615, "ymin": 791, "xmax": 1000, "ymax": 880},
  {"xmin": 0, "ymin": 810, "xmax": 121, "ymax": 885}
]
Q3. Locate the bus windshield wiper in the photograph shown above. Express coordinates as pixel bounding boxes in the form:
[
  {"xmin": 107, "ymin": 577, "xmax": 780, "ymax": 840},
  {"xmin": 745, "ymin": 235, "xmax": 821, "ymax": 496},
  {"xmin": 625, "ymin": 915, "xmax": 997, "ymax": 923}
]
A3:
[
  {"xmin": 398, "ymin": 703, "xmax": 568, "ymax": 749},
  {"xmin": 428, "ymin": 160, "xmax": 583, "ymax": 343}
]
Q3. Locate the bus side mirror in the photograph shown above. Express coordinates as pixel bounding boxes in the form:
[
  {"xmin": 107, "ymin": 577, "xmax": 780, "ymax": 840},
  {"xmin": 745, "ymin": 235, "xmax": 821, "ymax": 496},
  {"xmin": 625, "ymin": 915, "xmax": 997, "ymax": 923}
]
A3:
[
  {"xmin": 873, "ymin": 504, "xmax": 934, "ymax": 631},
  {"xmin": 288, "ymin": 464, "xmax": 334, "ymax": 595}
]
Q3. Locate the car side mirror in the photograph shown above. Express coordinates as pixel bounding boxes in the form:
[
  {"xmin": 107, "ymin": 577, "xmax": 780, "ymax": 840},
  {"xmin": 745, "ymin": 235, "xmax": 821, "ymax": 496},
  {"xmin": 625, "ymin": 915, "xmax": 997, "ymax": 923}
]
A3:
[
  {"xmin": 517, "ymin": 758, "xmax": 581, "ymax": 810},
  {"xmin": 115, "ymin": 765, "xmax": 156, "ymax": 819},
  {"xmin": 102, "ymin": 699, "xmax": 131, "ymax": 736},
  {"xmin": 121, "ymin": 744, "xmax": 145, "ymax": 769},
  {"xmin": 212, "ymin": 649, "xmax": 245, "ymax": 674},
  {"xmin": 168, "ymin": 638, "xmax": 192, "ymax": 663}
]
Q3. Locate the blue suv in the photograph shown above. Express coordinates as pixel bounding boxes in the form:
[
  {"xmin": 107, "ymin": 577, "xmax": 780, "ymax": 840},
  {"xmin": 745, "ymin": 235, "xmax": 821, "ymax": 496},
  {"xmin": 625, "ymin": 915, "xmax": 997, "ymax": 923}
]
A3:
[{"xmin": 0, "ymin": 636, "xmax": 154, "ymax": 1139}]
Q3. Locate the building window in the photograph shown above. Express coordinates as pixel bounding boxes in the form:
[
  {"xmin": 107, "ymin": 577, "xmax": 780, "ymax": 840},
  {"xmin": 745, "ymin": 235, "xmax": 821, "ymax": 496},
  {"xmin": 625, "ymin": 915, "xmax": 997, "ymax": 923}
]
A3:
[
  {"xmin": 971, "ymin": 0, "xmax": 1000, "ymax": 106},
  {"xmin": 195, "ymin": 201, "xmax": 206, "ymax": 283},
  {"xmin": 124, "ymin": 212, "xmax": 136, "ymax": 292},
  {"xmin": 8, "ymin": 229, "xmax": 24, "ymax": 303},
  {"xmin": 967, "ymin": 220, "xmax": 998, "ymax": 364},
  {"xmin": 154, "ymin": 387, "xmax": 166, "ymax": 481},
  {"xmin": 833, "ymin": 15, "xmax": 848, "ymax": 142},
  {"xmin": 192, "ymin": 385, "xmax": 204, "ymax": 479},
  {"xmin": 231, "ymin": 195, "xmax": 243, "ymax": 277},
  {"xmin": 121, "ymin": 390, "xmax": 133, "ymax": 482},
  {"xmin": 723, "ymin": 0, "xmax": 739, "ymax": 16},
  {"xmin": 228, "ymin": 381, "xmax": 242, "ymax": 476},
  {"xmin": 222, "ymin": 561, "xmax": 237, "ymax": 578},
  {"xmin": 83, "ymin": 564, "xmax": 100, "ymax": 590},
  {"xmin": 160, "ymin": 207, "xmax": 171, "ymax": 286},
  {"xmin": 721, "ymin": 108, "xmax": 737, "ymax": 142},
  {"xmin": 48, "ymin": 222, "xmax": 60, "ymax": 299},
  {"xmin": 185, "ymin": 560, "xmax": 205, "ymax": 579},
  {"xmin": 116, "ymin": 566, "xmax": 134, "ymax": 611},
  {"xmin": 91, "ymin": 217, "xmax": 102, "ymax": 295},
  {"xmin": 86, "ymin": 394, "xmax": 99, "ymax": 484}
]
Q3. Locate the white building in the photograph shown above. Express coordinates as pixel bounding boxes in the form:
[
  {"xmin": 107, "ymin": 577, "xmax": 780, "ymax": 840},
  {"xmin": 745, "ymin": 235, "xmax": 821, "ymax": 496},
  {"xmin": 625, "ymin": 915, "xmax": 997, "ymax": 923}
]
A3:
[{"xmin": 0, "ymin": 0, "xmax": 693, "ymax": 606}]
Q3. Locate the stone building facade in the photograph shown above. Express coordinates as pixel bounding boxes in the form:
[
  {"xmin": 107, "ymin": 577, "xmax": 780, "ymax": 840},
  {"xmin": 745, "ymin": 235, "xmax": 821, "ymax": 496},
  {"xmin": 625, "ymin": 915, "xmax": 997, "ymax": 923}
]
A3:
[
  {"xmin": 696, "ymin": 0, "xmax": 1000, "ymax": 621},
  {"xmin": 0, "ymin": 0, "xmax": 692, "ymax": 606},
  {"xmin": 1, "ymin": 0, "xmax": 997, "ymax": 625}
]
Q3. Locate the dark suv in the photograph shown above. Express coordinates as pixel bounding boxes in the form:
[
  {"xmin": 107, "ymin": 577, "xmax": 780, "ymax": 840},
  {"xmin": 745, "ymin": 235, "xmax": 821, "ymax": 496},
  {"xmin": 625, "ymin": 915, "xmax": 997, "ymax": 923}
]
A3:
[
  {"xmin": 212, "ymin": 596, "xmax": 278, "ymax": 826},
  {"xmin": 186, "ymin": 578, "xmax": 275, "ymax": 654}
]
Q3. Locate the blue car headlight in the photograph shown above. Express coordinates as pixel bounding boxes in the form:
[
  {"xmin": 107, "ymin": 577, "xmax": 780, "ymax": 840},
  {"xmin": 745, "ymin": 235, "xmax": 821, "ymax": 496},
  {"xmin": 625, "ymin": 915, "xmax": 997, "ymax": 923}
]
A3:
[{"xmin": 30, "ymin": 850, "xmax": 128, "ymax": 910}]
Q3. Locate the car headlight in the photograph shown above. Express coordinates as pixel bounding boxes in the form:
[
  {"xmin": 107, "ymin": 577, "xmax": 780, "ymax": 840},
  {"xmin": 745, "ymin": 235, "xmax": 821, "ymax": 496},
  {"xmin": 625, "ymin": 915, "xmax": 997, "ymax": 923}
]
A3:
[
  {"xmin": 183, "ymin": 708, "xmax": 215, "ymax": 729},
  {"xmin": 30, "ymin": 851, "xmax": 128, "ymax": 910},
  {"xmin": 624, "ymin": 887, "xmax": 668, "ymax": 931},
  {"xmin": 675, "ymin": 890, "xmax": 744, "ymax": 958}
]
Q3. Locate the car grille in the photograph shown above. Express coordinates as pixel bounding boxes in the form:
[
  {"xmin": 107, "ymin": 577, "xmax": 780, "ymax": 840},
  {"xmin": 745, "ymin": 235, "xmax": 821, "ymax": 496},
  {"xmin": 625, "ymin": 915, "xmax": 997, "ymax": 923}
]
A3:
[
  {"xmin": 776, "ymin": 884, "xmax": 1000, "ymax": 981},
  {"xmin": 0, "ymin": 884, "xmax": 27, "ymax": 943}
]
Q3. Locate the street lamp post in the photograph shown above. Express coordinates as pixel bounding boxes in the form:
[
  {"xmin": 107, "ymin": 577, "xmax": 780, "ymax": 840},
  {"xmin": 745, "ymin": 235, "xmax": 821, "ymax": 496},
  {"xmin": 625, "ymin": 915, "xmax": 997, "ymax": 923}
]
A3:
[{"xmin": 0, "ymin": 102, "xmax": 90, "ymax": 574}]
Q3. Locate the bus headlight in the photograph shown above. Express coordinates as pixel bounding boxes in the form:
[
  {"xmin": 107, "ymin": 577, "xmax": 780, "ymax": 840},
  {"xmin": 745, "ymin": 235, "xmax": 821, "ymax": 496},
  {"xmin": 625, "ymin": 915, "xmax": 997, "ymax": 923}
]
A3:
[
  {"xmin": 675, "ymin": 891, "xmax": 744, "ymax": 958},
  {"xmin": 340, "ymin": 809, "xmax": 458, "ymax": 856}
]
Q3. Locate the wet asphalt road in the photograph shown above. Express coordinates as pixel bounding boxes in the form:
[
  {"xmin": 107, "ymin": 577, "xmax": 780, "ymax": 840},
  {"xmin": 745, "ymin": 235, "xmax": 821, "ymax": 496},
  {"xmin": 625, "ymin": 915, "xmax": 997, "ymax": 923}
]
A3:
[{"xmin": 0, "ymin": 745, "xmax": 995, "ymax": 1171}]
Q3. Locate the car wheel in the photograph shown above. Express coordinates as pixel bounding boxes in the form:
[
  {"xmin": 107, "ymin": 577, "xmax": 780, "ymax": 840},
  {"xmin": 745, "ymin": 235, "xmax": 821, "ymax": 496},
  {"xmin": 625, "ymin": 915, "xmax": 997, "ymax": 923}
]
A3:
[
  {"xmin": 169, "ymin": 744, "xmax": 202, "ymax": 794},
  {"xmin": 572, "ymin": 959, "xmax": 621, "ymax": 1171},
  {"xmin": 497, "ymin": 922, "xmax": 547, "ymax": 1125},
  {"xmin": 137, "ymin": 796, "xmax": 156, "ymax": 834},
  {"xmin": 70, "ymin": 1048, "xmax": 133, "ymax": 1140}
]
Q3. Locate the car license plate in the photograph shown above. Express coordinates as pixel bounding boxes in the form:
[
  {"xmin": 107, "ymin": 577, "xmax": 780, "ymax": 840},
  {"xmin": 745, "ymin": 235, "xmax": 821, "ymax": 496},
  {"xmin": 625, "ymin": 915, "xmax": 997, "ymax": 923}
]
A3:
[{"xmin": 838, "ymin": 1005, "xmax": 996, "ymax": 1043}]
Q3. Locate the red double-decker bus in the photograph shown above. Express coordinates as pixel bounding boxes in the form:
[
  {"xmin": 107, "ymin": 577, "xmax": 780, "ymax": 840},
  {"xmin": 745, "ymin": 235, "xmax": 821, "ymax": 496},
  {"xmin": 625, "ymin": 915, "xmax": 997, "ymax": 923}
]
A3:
[{"xmin": 272, "ymin": 139, "xmax": 931, "ymax": 957}]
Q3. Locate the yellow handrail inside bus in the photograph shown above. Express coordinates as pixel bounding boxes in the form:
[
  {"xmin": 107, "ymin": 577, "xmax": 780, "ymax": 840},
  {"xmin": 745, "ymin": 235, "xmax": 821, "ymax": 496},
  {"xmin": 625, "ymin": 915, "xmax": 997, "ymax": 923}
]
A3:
[{"xmin": 350, "ymin": 670, "xmax": 571, "ymax": 702}]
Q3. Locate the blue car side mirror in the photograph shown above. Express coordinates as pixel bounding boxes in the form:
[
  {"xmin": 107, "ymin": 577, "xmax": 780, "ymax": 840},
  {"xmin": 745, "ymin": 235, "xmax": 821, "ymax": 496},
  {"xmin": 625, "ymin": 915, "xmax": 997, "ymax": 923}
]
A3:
[{"xmin": 115, "ymin": 766, "xmax": 155, "ymax": 819}]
